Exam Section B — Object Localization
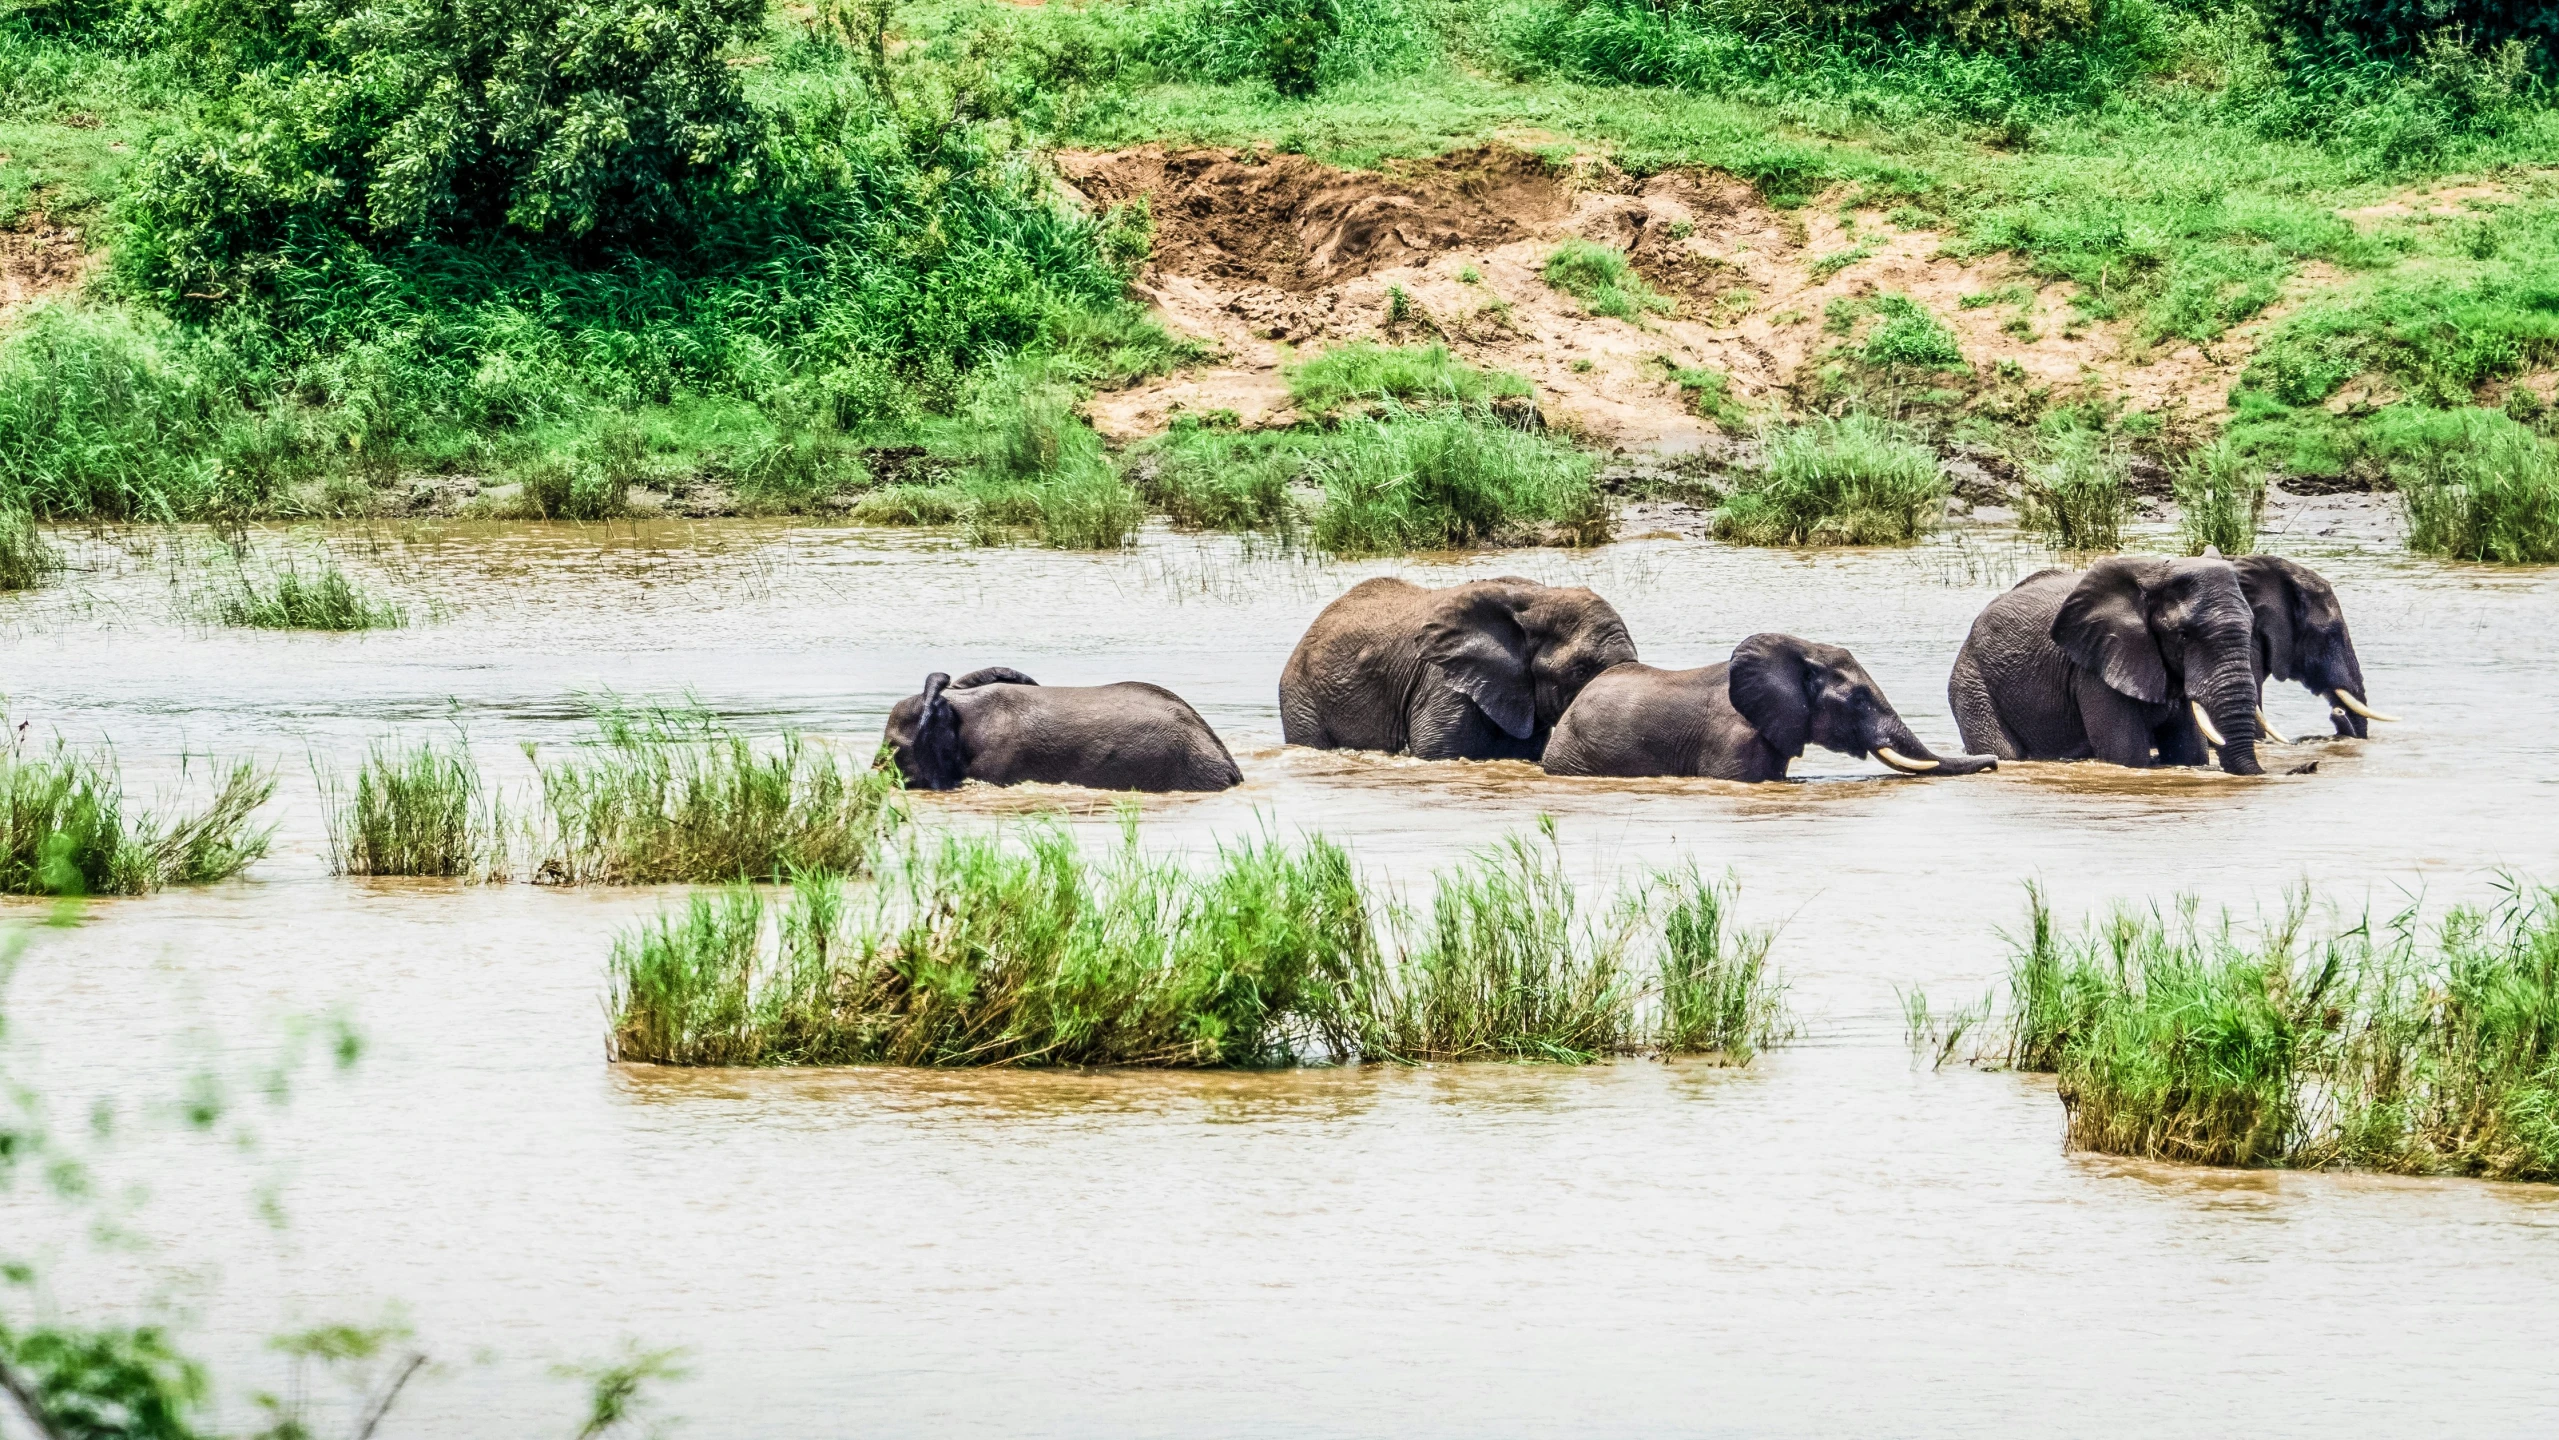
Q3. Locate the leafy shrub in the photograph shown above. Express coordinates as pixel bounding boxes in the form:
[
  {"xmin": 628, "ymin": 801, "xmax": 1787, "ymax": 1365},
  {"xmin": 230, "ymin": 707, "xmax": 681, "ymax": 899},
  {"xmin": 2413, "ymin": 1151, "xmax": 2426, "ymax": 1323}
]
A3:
[{"xmin": 1714, "ymin": 415, "xmax": 1946, "ymax": 545}]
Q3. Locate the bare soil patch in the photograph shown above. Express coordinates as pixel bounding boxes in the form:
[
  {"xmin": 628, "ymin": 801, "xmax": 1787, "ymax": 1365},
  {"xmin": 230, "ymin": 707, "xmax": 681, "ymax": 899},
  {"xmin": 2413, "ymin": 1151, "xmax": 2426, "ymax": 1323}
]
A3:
[
  {"xmin": 1067, "ymin": 144, "xmax": 2303, "ymax": 453},
  {"xmin": 0, "ymin": 222, "xmax": 94, "ymax": 315}
]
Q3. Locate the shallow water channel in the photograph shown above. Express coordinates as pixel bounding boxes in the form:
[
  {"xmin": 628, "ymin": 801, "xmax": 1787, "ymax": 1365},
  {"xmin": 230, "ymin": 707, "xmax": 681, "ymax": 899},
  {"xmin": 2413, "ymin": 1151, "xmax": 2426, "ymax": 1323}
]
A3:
[{"xmin": 5, "ymin": 519, "xmax": 2558, "ymax": 1436}]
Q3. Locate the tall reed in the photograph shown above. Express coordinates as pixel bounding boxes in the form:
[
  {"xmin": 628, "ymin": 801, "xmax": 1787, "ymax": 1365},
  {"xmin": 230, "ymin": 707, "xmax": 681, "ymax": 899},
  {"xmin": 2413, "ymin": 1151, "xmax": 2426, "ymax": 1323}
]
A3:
[
  {"xmin": 0, "ymin": 740, "xmax": 273, "ymax": 895},
  {"xmin": 1990, "ymin": 880, "xmax": 2559, "ymax": 1179},
  {"xmin": 0, "ymin": 509, "xmax": 62, "ymax": 591},
  {"xmin": 320, "ymin": 737, "xmax": 502, "ymax": 878},
  {"xmin": 2173, "ymin": 440, "xmax": 2264, "ymax": 556},
  {"xmin": 534, "ymin": 705, "xmax": 901, "ymax": 885},
  {"xmin": 1714, "ymin": 415, "xmax": 1945, "ymax": 546},
  {"xmin": 607, "ymin": 820, "xmax": 1793, "ymax": 1069},
  {"xmin": 2020, "ymin": 431, "xmax": 2128, "ymax": 551},
  {"xmin": 216, "ymin": 554, "xmax": 406, "ymax": 630}
]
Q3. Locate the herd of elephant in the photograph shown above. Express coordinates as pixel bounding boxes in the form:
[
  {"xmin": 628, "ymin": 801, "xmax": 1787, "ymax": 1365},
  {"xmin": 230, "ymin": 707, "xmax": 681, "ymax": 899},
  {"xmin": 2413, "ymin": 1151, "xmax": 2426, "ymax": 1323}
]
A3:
[{"xmin": 878, "ymin": 552, "xmax": 2393, "ymax": 792}]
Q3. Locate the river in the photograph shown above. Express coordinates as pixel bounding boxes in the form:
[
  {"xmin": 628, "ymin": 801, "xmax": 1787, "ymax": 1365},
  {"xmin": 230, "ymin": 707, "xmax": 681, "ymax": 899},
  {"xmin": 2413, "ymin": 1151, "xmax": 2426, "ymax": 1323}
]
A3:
[{"xmin": 3, "ymin": 519, "xmax": 2555, "ymax": 1436}]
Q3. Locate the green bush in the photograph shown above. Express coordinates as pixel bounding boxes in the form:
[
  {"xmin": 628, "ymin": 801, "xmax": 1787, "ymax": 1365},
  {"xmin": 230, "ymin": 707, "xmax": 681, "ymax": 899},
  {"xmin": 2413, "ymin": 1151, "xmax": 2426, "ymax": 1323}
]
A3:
[
  {"xmin": 2019, "ymin": 430, "xmax": 2128, "ymax": 550},
  {"xmin": 2174, "ymin": 439, "xmax": 2264, "ymax": 556},
  {"xmin": 0, "ymin": 509, "xmax": 63, "ymax": 591},
  {"xmin": 1714, "ymin": 415, "xmax": 1946, "ymax": 545},
  {"xmin": 1309, "ymin": 413, "xmax": 1611, "ymax": 554},
  {"xmin": 0, "ymin": 740, "xmax": 273, "ymax": 896},
  {"xmin": 2399, "ymin": 421, "xmax": 2559, "ymax": 563},
  {"xmin": 1141, "ymin": 0, "xmax": 1435, "ymax": 96},
  {"xmin": 1136, "ymin": 423, "xmax": 1307, "ymax": 536}
]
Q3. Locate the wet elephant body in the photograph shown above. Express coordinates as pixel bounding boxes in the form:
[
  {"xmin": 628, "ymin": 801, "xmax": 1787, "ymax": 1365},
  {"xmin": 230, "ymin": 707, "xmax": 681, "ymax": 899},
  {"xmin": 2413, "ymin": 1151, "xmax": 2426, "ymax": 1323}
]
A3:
[
  {"xmin": 1949, "ymin": 557, "xmax": 2277, "ymax": 775},
  {"xmin": 881, "ymin": 668, "xmax": 1242, "ymax": 793},
  {"xmin": 1544, "ymin": 634, "xmax": 1995, "ymax": 782},
  {"xmin": 1279, "ymin": 577, "xmax": 1639, "ymax": 762}
]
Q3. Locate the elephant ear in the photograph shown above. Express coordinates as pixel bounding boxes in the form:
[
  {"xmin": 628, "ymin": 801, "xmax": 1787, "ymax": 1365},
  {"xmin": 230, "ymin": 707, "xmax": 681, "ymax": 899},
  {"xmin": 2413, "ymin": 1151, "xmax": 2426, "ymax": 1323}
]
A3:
[
  {"xmin": 2052, "ymin": 558, "xmax": 2170, "ymax": 704},
  {"xmin": 1728, "ymin": 633, "xmax": 1814, "ymax": 759},
  {"xmin": 952, "ymin": 666, "xmax": 1038, "ymax": 688},
  {"xmin": 906, "ymin": 672, "xmax": 968, "ymax": 791},
  {"xmin": 1418, "ymin": 587, "xmax": 1537, "ymax": 739}
]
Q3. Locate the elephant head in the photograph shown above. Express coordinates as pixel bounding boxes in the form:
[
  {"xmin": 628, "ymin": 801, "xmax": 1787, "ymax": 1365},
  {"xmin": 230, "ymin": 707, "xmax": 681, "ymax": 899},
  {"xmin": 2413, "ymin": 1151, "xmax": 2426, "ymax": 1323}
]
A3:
[
  {"xmin": 1417, "ymin": 579, "xmax": 1638, "ymax": 742},
  {"xmin": 1728, "ymin": 633, "xmax": 1996, "ymax": 776},
  {"xmin": 879, "ymin": 668, "xmax": 1036, "ymax": 790},
  {"xmin": 2052, "ymin": 556, "xmax": 2267, "ymax": 775},
  {"xmin": 2233, "ymin": 556, "xmax": 2389, "ymax": 739}
]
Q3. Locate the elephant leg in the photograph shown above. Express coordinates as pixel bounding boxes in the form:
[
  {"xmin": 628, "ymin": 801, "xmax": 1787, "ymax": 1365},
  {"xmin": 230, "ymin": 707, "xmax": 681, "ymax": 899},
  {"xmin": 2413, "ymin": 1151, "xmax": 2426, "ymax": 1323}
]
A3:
[
  {"xmin": 1407, "ymin": 687, "xmax": 1518, "ymax": 761},
  {"xmin": 2072, "ymin": 671, "xmax": 2163, "ymax": 768},
  {"xmin": 2152, "ymin": 710, "xmax": 2212, "ymax": 768},
  {"xmin": 1948, "ymin": 655, "xmax": 2025, "ymax": 760}
]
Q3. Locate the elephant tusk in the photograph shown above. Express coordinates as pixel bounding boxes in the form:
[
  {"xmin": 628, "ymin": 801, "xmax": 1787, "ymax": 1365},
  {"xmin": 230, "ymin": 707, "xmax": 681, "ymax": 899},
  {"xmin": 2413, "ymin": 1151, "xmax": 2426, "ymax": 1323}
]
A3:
[
  {"xmin": 2334, "ymin": 690, "xmax": 2399, "ymax": 723},
  {"xmin": 2190, "ymin": 702, "xmax": 2229, "ymax": 749},
  {"xmin": 1875, "ymin": 746, "xmax": 1940, "ymax": 774},
  {"xmin": 2256, "ymin": 708, "xmax": 2290, "ymax": 745}
]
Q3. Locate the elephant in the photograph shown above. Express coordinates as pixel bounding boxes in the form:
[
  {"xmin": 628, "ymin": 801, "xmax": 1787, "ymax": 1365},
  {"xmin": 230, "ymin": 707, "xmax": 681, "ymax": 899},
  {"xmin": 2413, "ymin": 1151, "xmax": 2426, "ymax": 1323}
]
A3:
[
  {"xmin": 1949, "ymin": 555, "xmax": 2302, "ymax": 775},
  {"xmin": 1543, "ymin": 633, "xmax": 1998, "ymax": 781},
  {"xmin": 1278, "ymin": 577, "xmax": 1639, "ymax": 761},
  {"xmin": 878, "ymin": 668, "xmax": 1242, "ymax": 792},
  {"xmin": 2233, "ymin": 555, "xmax": 2393, "ymax": 740}
]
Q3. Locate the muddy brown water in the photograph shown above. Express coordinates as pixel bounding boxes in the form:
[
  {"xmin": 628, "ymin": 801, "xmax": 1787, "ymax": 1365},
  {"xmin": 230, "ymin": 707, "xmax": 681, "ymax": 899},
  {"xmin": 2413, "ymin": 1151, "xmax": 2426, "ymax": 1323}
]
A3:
[{"xmin": 4, "ymin": 520, "xmax": 2557, "ymax": 1436}]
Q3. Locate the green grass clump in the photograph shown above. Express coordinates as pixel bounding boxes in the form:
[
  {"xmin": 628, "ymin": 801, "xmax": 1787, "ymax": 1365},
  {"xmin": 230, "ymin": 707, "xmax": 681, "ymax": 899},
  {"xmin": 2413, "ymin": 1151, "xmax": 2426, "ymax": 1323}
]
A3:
[
  {"xmin": 1714, "ymin": 415, "xmax": 1946, "ymax": 546},
  {"xmin": 0, "ymin": 740, "xmax": 272, "ymax": 896},
  {"xmin": 2019, "ymin": 431, "xmax": 2128, "ymax": 550},
  {"xmin": 1541, "ymin": 239, "xmax": 1674, "ymax": 322},
  {"xmin": 533, "ymin": 705, "xmax": 903, "ymax": 886},
  {"xmin": 1284, "ymin": 341, "xmax": 1531, "ymax": 417},
  {"xmin": 1309, "ymin": 413, "xmax": 1611, "ymax": 554},
  {"xmin": 2398, "ymin": 422, "xmax": 2559, "ymax": 563},
  {"xmin": 608, "ymin": 818, "xmax": 1796, "ymax": 1069},
  {"xmin": 2173, "ymin": 440, "xmax": 2265, "ymax": 556},
  {"xmin": 1654, "ymin": 863, "xmax": 1790, "ymax": 1061},
  {"xmin": 216, "ymin": 556, "xmax": 406, "ymax": 631},
  {"xmin": 1992, "ymin": 880, "xmax": 2559, "ymax": 1180},
  {"xmin": 321, "ymin": 738, "xmax": 501, "ymax": 879},
  {"xmin": 1372, "ymin": 824, "xmax": 1640, "ymax": 1062},
  {"xmin": 0, "ymin": 509, "xmax": 63, "ymax": 591},
  {"xmin": 609, "ymin": 826, "xmax": 1384, "ymax": 1067},
  {"xmin": 1134, "ymin": 422, "xmax": 1307, "ymax": 537}
]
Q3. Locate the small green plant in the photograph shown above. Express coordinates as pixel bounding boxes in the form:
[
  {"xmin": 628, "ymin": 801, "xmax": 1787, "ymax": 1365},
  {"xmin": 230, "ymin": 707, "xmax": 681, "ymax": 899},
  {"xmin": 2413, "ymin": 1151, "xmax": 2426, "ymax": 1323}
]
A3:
[
  {"xmin": 0, "ymin": 739, "xmax": 273, "ymax": 895},
  {"xmin": 1857, "ymin": 295, "xmax": 1965, "ymax": 371},
  {"xmin": 321, "ymin": 737, "xmax": 502, "ymax": 879},
  {"xmin": 1714, "ymin": 415, "xmax": 1946, "ymax": 546},
  {"xmin": 1655, "ymin": 359, "xmax": 1746, "ymax": 428},
  {"xmin": 217, "ymin": 555, "xmax": 406, "ymax": 631},
  {"xmin": 0, "ymin": 509, "xmax": 62, "ymax": 592},
  {"xmin": 1541, "ymin": 239, "xmax": 1674, "ymax": 322},
  {"xmin": 1653, "ymin": 863, "xmax": 1789, "ymax": 1061},
  {"xmin": 533, "ymin": 703, "xmax": 903, "ymax": 886},
  {"xmin": 2174, "ymin": 440, "xmax": 2265, "ymax": 556},
  {"xmin": 1809, "ymin": 243, "xmax": 1875, "ymax": 278},
  {"xmin": 2020, "ymin": 431, "xmax": 2128, "ymax": 551}
]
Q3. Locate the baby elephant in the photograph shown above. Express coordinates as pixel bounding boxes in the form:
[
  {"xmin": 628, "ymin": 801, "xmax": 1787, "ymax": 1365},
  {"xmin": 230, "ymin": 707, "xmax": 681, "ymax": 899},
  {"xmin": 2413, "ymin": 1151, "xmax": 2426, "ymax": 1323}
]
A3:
[
  {"xmin": 879, "ymin": 668, "xmax": 1243, "ymax": 793},
  {"xmin": 1543, "ymin": 634, "xmax": 1996, "ymax": 782}
]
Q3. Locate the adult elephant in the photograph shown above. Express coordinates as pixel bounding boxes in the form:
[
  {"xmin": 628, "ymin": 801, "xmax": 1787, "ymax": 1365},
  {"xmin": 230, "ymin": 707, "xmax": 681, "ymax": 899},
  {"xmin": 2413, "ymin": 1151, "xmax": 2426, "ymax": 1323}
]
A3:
[
  {"xmin": 1279, "ymin": 577, "xmax": 1638, "ymax": 761},
  {"xmin": 1949, "ymin": 555, "xmax": 2286, "ymax": 775},
  {"xmin": 1544, "ymin": 633, "xmax": 1997, "ymax": 781},
  {"xmin": 2234, "ymin": 555, "xmax": 2393, "ymax": 740},
  {"xmin": 878, "ymin": 668, "xmax": 1242, "ymax": 792}
]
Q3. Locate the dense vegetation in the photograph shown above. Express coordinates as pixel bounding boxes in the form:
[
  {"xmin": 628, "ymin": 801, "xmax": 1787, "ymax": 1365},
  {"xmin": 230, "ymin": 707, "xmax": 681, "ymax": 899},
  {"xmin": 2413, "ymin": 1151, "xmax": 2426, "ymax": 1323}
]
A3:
[
  {"xmin": 1981, "ymin": 881, "xmax": 2559, "ymax": 1179},
  {"xmin": 0, "ymin": 0, "xmax": 2552, "ymax": 553},
  {"xmin": 608, "ymin": 819, "xmax": 1792, "ymax": 1067}
]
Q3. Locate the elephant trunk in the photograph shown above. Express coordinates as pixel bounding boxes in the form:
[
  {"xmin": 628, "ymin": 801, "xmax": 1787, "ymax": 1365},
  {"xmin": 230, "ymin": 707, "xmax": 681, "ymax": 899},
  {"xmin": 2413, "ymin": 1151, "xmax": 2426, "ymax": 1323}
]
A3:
[
  {"xmin": 1870, "ymin": 717, "xmax": 1998, "ymax": 777},
  {"xmin": 2199, "ymin": 655, "xmax": 2264, "ymax": 777}
]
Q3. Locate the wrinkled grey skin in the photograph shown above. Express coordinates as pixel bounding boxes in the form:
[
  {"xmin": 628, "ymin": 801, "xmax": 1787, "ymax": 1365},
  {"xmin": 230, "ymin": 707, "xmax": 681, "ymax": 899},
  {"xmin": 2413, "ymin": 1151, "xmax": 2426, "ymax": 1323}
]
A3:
[
  {"xmin": 1544, "ymin": 633, "xmax": 1998, "ymax": 781},
  {"xmin": 1948, "ymin": 556, "xmax": 2277, "ymax": 775},
  {"xmin": 879, "ymin": 667, "xmax": 1242, "ymax": 792},
  {"xmin": 1278, "ymin": 577, "xmax": 1640, "ymax": 761},
  {"xmin": 2235, "ymin": 556, "xmax": 2378, "ymax": 739}
]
